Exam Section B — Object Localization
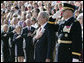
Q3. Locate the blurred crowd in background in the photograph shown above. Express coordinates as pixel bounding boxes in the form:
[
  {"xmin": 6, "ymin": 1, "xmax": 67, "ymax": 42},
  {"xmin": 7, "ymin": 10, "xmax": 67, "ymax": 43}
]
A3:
[{"xmin": 1, "ymin": 1, "xmax": 83, "ymax": 27}]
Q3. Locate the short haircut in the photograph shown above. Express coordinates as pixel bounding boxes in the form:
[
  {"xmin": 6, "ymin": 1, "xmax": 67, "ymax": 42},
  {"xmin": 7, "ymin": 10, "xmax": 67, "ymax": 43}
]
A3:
[
  {"xmin": 2, "ymin": 24, "xmax": 8, "ymax": 30},
  {"xmin": 38, "ymin": 11, "xmax": 49, "ymax": 20},
  {"xmin": 25, "ymin": 19, "xmax": 31, "ymax": 24}
]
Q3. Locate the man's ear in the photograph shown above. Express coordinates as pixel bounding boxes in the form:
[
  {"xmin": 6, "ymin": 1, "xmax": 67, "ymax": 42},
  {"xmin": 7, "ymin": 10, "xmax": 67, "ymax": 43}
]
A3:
[{"xmin": 45, "ymin": 18, "xmax": 48, "ymax": 21}]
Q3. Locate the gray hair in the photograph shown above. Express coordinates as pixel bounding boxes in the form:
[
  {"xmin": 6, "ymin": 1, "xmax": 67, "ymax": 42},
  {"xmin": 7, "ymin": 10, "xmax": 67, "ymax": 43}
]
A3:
[
  {"xmin": 26, "ymin": 14, "xmax": 31, "ymax": 19},
  {"xmin": 2, "ymin": 24, "xmax": 8, "ymax": 31},
  {"xmin": 25, "ymin": 19, "xmax": 32, "ymax": 24},
  {"xmin": 38, "ymin": 11, "xmax": 49, "ymax": 20},
  {"xmin": 15, "ymin": 25, "xmax": 22, "ymax": 30}
]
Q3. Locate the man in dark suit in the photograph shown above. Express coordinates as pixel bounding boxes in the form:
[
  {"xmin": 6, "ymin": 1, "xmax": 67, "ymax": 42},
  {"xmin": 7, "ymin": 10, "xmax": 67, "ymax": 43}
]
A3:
[
  {"xmin": 21, "ymin": 19, "xmax": 35, "ymax": 62},
  {"xmin": 33, "ymin": 11, "xmax": 56, "ymax": 62},
  {"xmin": 1, "ymin": 24, "xmax": 10, "ymax": 62},
  {"xmin": 8, "ymin": 25, "xmax": 15, "ymax": 62}
]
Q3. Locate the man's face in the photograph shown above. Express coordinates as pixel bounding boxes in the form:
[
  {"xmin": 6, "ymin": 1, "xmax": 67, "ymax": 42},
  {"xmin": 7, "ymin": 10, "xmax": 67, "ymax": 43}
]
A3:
[
  {"xmin": 33, "ymin": 11, "xmax": 38, "ymax": 17},
  {"xmin": 37, "ymin": 13, "xmax": 44, "ymax": 25},
  {"xmin": 4, "ymin": 26, "xmax": 8, "ymax": 32},
  {"xmin": 14, "ymin": 19, "xmax": 18, "ymax": 25},
  {"xmin": 58, "ymin": 4, "xmax": 62, "ymax": 8},
  {"xmin": 34, "ymin": 4, "xmax": 38, "ymax": 9},
  {"xmin": 26, "ymin": 20, "xmax": 32, "ymax": 26},
  {"xmin": 28, "ymin": 6, "xmax": 32, "ymax": 11},
  {"xmin": 15, "ymin": 26, "xmax": 21, "ymax": 32},
  {"xmin": 62, "ymin": 10, "xmax": 69, "ymax": 18}
]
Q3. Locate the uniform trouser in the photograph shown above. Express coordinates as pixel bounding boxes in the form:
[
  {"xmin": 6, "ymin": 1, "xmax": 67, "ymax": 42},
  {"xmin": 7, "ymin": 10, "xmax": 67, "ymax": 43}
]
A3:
[{"xmin": 56, "ymin": 43, "xmax": 72, "ymax": 62}]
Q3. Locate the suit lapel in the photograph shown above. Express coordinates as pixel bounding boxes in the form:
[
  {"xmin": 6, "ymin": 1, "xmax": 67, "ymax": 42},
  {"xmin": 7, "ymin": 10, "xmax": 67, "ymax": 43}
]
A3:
[{"xmin": 44, "ymin": 23, "xmax": 48, "ymax": 30}]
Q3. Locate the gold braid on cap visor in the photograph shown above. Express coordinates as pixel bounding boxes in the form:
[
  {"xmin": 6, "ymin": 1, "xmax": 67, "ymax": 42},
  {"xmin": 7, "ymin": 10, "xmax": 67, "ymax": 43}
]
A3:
[
  {"xmin": 63, "ymin": 7, "xmax": 74, "ymax": 11},
  {"xmin": 48, "ymin": 21, "xmax": 56, "ymax": 24}
]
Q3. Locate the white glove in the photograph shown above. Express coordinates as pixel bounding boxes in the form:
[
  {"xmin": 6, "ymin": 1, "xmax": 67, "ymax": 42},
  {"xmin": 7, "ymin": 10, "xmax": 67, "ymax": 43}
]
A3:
[
  {"xmin": 52, "ymin": 10, "xmax": 62, "ymax": 19},
  {"xmin": 72, "ymin": 58, "xmax": 79, "ymax": 62}
]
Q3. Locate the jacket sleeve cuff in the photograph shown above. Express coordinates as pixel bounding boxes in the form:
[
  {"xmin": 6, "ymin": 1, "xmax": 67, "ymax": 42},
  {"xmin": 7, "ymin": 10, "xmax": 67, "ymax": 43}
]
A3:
[{"xmin": 72, "ymin": 52, "xmax": 81, "ymax": 59}]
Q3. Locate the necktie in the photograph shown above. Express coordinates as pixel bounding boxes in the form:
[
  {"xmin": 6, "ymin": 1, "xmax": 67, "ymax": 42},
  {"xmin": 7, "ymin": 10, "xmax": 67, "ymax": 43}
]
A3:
[
  {"xmin": 28, "ymin": 27, "xmax": 31, "ymax": 32},
  {"xmin": 39, "ymin": 27, "xmax": 42, "ymax": 31},
  {"xmin": 29, "ymin": 27, "xmax": 30, "ymax": 30}
]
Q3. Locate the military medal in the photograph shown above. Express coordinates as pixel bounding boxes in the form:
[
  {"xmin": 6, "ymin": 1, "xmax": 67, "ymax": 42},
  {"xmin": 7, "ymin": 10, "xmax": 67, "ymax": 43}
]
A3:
[
  {"xmin": 63, "ymin": 26, "xmax": 71, "ymax": 33},
  {"xmin": 65, "ymin": 34, "xmax": 68, "ymax": 37}
]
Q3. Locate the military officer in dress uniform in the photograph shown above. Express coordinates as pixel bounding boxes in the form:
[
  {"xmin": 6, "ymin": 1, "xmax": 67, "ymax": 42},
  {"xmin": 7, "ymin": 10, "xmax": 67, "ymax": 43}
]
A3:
[{"xmin": 48, "ymin": 3, "xmax": 82, "ymax": 62}]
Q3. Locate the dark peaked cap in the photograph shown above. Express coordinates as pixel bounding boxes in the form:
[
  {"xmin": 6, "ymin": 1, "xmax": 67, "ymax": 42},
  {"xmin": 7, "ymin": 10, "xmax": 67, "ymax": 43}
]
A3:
[{"xmin": 62, "ymin": 3, "xmax": 78, "ymax": 12}]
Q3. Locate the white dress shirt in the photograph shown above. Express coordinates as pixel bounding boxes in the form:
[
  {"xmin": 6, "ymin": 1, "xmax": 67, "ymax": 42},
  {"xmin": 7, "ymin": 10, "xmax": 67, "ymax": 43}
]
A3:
[
  {"xmin": 35, "ymin": 22, "xmax": 48, "ymax": 38},
  {"xmin": 27, "ymin": 26, "xmax": 31, "ymax": 30},
  {"xmin": 40, "ymin": 22, "xmax": 48, "ymax": 32}
]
